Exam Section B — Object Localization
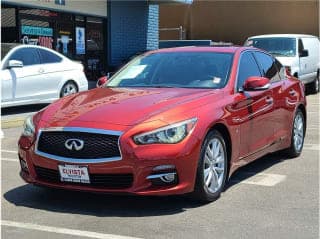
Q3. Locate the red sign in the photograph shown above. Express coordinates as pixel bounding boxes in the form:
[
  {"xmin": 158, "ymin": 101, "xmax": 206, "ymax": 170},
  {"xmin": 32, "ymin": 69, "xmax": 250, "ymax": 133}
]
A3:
[{"xmin": 38, "ymin": 36, "xmax": 53, "ymax": 49}]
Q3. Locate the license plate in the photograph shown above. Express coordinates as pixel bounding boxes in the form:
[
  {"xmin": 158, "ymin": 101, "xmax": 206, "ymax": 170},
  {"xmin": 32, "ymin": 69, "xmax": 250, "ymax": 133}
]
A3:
[{"xmin": 58, "ymin": 165, "xmax": 90, "ymax": 184}]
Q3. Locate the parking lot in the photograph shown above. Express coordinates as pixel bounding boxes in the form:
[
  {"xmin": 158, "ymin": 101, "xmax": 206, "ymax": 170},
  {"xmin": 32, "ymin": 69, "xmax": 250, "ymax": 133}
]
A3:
[{"xmin": 1, "ymin": 93, "xmax": 319, "ymax": 239}]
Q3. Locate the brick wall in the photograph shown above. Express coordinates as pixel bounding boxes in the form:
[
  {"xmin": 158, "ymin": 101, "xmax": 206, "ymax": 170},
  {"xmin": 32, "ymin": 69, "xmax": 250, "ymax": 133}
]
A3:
[
  {"xmin": 147, "ymin": 4, "xmax": 159, "ymax": 51},
  {"xmin": 108, "ymin": 1, "xmax": 159, "ymax": 68}
]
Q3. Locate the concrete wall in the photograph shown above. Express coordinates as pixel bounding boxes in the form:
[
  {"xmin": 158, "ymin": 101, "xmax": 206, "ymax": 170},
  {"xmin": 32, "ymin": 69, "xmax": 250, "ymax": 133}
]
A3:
[
  {"xmin": 160, "ymin": 0, "xmax": 319, "ymax": 44},
  {"xmin": 108, "ymin": 1, "xmax": 159, "ymax": 67}
]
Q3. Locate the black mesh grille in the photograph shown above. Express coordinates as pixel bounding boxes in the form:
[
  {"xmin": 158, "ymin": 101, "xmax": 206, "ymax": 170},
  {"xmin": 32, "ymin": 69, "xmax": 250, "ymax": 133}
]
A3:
[
  {"xmin": 37, "ymin": 131, "xmax": 120, "ymax": 159},
  {"xmin": 35, "ymin": 166, "xmax": 133, "ymax": 189}
]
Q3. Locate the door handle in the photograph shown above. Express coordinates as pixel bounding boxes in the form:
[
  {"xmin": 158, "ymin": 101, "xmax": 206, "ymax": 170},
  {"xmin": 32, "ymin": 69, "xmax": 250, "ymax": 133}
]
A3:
[
  {"xmin": 38, "ymin": 68, "xmax": 44, "ymax": 73},
  {"xmin": 265, "ymin": 97, "xmax": 274, "ymax": 104},
  {"xmin": 289, "ymin": 89, "xmax": 296, "ymax": 96}
]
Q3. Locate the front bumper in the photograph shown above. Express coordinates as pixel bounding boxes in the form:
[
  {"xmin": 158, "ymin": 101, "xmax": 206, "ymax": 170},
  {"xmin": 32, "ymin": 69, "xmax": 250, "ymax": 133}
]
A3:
[{"xmin": 18, "ymin": 133, "xmax": 201, "ymax": 196}]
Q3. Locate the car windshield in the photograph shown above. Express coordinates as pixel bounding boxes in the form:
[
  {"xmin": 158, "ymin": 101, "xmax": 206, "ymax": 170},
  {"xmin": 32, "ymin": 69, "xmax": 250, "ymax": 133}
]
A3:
[
  {"xmin": 246, "ymin": 37, "xmax": 296, "ymax": 57},
  {"xmin": 106, "ymin": 52, "xmax": 234, "ymax": 89}
]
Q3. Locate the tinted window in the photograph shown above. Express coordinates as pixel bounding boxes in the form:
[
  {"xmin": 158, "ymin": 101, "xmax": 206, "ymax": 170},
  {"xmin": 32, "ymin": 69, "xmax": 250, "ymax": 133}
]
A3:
[
  {"xmin": 107, "ymin": 52, "xmax": 234, "ymax": 89},
  {"xmin": 275, "ymin": 59, "xmax": 286, "ymax": 80},
  {"xmin": 254, "ymin": 52, "xmax": 281, "ymax": 82},
  {"xmin": 38, "ymin": 48, "xmax": 62, "ymax": 64},
  {"xmin": 246, "ymin": 37, "xmax": 296, "ymax": 57},
  {"xmin": 9, "ymin": 48, "xmax": 40, "ymax": 66},
  {"xmin": 237, "ymin": 52, "xmax": 261, "ymax": 89}
]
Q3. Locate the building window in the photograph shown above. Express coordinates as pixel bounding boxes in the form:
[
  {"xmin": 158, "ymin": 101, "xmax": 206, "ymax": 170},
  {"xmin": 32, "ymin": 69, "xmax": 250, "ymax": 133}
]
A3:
[{"xmin": 1, "ymin": 6, "xmax": 17, "ymax": 43}]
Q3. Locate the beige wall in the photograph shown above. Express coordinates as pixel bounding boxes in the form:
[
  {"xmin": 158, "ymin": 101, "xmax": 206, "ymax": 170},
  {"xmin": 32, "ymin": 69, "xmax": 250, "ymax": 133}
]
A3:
[
  {"xmin": 4, "ymin": 0, "xmax": 107, "ymax": 17},
  {"xmin": 160, "ymin": 0, "xmax": 319, "ymax": 44}
]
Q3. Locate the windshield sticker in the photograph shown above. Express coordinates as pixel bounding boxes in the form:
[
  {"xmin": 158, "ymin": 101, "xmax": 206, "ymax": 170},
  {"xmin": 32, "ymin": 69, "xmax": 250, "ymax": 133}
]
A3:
[
  {"xmin": 213, "ymin": 77, "xmax": 221, "ymax": 84},
  {"xmin": 246, "ymin": 40, "xmax": 253, "ymax": 46},
  {"xmin": 122, "ymin": 65, "xmax": 147, "ymax": 79}
]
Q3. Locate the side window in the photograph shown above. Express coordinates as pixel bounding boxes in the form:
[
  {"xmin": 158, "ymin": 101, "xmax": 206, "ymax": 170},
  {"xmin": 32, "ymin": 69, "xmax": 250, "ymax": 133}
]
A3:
[
  {"xmin": 9, "ymin": 48, "xmax": 40, "ymax": 66},
  {"xmin": 298, "ymin": 39, "xmax": 304, "ymax": 53},
  {"xmin": 274, "ymin": 58, "xmax": 286, "ymax": 79},
  {"xmin": 254, "ymin": 52, "xmax": 281, "ymax": 82},
  {"xmin": 237, "ymin": 52, "xmax": 261, "ymax": 89},
  {"xmin": 38, "ymin": 49, "xmax": 62, "ymax": 64}
]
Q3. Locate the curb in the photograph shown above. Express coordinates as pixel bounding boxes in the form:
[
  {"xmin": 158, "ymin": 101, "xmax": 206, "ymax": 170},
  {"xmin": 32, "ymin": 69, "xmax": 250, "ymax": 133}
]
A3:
[{"xmin": 1, "ymin": 117, "xmax": 26, "ymax": 129}]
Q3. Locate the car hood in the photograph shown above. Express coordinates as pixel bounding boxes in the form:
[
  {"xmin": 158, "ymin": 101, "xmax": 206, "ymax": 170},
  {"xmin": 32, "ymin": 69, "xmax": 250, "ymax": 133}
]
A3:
[{"xmin": 39, "ymin": 87, "xmax": 219, "ymax": 127}]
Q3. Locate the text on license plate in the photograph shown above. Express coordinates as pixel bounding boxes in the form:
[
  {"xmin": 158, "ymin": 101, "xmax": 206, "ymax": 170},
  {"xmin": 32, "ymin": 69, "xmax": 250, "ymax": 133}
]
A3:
[{"xmin": 58, "ymin": 165, "xmax": 90, "ymax": 184}]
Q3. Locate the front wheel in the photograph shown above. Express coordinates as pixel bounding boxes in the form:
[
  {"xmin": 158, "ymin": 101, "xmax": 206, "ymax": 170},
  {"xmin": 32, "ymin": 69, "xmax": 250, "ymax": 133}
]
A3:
[{"xmin": 192, "ymin": 130, "xmax": 228, "ymax": 202}]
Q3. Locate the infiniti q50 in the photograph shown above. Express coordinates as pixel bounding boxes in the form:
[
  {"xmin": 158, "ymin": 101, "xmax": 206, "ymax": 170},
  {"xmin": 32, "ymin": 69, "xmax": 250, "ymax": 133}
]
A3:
[{"xmin": 18, "ymin": 47, "xmax": 306, "ymax": 202}]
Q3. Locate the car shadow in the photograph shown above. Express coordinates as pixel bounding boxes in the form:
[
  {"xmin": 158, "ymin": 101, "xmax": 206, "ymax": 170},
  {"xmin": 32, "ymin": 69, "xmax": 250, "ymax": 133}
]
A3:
[
  {"xmin": 225, "ymin": 152, "xmax": 289, "ymax": 190},
  {"xmin": 3, "ymin": 152, "xmax": 290, "ymax": 217},
  {"xmin": 1, "ymin": 104, "xmax": 49, "ymax": 116},
  {"xmin": 3, "ymin": 184, "xmax": 206, "ymax": 217}
]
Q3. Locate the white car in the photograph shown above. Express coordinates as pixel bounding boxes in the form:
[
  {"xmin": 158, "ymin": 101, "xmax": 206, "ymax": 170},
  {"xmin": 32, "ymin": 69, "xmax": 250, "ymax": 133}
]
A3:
[
  {"xmin": 245, "ymin": 34, "xmax": 320, "ymax": 94},
  {"xmin": 1, "ymin": 44, "xmax": 88, "ymax": 108}
]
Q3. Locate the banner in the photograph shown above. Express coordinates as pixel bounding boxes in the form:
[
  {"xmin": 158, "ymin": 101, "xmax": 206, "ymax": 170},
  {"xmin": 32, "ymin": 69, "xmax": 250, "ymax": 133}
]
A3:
[{"xmin": 76, "ymin": 27, "xmax": 85, "ymax": 55}]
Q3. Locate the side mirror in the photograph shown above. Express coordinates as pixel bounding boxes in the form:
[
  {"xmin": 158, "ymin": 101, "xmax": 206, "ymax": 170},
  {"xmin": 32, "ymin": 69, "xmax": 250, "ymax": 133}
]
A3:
[
  {"xmin": 243, "ymin": 76, "xmax": 270, "ymax": 91},
  {"xmin": 8, "ymin": 60, "xmax": 23, "ymax": 68},
  {"xmin": 96, "ymin": 76, "xmax": 109, "ymax": 88},
  {"xmin": 299, "ymin": 49, "xmax": 309, "ymax": 57}
]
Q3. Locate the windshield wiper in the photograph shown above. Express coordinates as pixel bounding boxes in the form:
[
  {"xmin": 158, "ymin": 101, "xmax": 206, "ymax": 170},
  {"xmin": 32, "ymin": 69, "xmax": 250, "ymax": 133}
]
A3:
[
  {"xmin": 268, "ymin": 52, "xmax": 290, "ymax": 57},
  {"xmin": 151, "ymin": 85, "xmax": 177, "ymax": 88}
]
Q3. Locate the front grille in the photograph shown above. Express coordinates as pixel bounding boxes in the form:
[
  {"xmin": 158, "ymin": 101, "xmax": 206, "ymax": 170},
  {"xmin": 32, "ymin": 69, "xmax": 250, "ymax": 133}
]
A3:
[
  {"xmin": 37, "ymin": 131, "xmax": 121, "ymax": 159},
  {"xmin": 35, "ymin": 166, "xmax": 133, "ymax": 189}
]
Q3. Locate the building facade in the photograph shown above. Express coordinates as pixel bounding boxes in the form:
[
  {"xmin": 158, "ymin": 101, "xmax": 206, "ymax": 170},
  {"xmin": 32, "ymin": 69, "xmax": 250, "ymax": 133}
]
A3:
[
  {"xmin": 1, "ymin": 0, "xmax": 192, "ymax": 80},
  {"xmin": 160, "ymin": 0, "xmax": 319, "ymax": 44}
]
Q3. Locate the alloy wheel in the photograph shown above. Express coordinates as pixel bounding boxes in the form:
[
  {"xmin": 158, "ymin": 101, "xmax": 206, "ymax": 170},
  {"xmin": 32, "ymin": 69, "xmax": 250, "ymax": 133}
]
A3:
[
  {"xmin": 203, "ymin": 138, "xmax": 225, "ymax": 193},
  {"xmin": 62, "ymin": 82, "xmax": 77, "ymax": 97},
  {"xmin": 293, "ymin": 113, "xmax": 304, "ymax": 152}
]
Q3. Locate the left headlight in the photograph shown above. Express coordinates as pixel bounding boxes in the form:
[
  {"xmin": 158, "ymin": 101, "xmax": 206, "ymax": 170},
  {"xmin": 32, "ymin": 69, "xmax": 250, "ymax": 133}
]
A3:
[
  {"xmin": 133, "ymin": 118, "xmax": 197, "ymax": 145},
  {"xmin": 22, "ymin": 115, "xmax": 35, "ymax": 137}
]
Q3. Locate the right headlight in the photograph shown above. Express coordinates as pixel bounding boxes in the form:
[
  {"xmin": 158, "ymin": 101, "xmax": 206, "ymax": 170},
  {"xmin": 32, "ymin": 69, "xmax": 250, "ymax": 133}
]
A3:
[
  {"xmin": 133, "ymin": 118, "xmax": 197, "ymax": 145},
  {"xmin": 22, "ymin": 115, "xmax": 35, "ymax": 137}
]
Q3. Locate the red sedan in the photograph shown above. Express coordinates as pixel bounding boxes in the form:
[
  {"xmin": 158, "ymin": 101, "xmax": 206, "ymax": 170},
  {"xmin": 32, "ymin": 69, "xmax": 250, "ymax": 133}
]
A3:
[{"xmin": 18, "ymin": 47, "xmax": 306, "ymax": 202}]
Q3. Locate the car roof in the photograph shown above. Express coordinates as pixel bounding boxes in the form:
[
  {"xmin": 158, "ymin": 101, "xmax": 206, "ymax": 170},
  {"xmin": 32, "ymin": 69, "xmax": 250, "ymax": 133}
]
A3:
[
  {"xmin": 148, "ymin": 46, "xmax": 247, "ymax": 54},
  {"xmin": 248, "ymin": 34, "xmax": 318, "ymax": 39},
  {"xmin": 5, "ymin": 44, "xmax": 69, "ymax": 60}
]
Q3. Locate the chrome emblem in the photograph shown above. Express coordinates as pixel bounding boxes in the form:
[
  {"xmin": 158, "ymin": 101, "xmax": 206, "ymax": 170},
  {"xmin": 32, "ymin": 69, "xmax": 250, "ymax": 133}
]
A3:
[{"xmin": 65, "ymin": 139, "xmax": 84, "ymax": 151}]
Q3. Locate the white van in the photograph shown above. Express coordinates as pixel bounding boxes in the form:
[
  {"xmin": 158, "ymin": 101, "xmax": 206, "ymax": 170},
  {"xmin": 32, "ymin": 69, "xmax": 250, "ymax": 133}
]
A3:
[{"xmin": 245, "ymin": 34, "xmax": 320, "ymax": 93}]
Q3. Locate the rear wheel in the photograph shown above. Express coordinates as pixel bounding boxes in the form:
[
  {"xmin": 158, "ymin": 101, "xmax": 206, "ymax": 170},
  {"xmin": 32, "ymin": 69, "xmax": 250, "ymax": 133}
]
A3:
[
  {"xmin": 60, "ymin": 81, "xmax": 78, "ymax": 98},
  {"xmin": 310, "ymin": 73, "xmax": 319, "ymax": 94},
  {"xmin": 285, "ymin": 109, "xmax": 305, "ymax": 158},
  {"xmin": 192, "ymin": 130, "xmax": 228, "ymax": 202}
]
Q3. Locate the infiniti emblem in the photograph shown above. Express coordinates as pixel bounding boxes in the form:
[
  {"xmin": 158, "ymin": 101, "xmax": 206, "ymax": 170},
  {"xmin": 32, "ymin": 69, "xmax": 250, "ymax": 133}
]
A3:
[{"xmin": 65, "ymin": 139, "xmax": 84, "ymax": 151}]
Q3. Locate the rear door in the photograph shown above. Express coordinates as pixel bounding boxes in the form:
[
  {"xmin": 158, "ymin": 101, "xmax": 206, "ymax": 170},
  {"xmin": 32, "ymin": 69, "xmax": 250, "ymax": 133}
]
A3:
[
  {"xmin": 234, "ymin": 51, "xmax": 275, "ymax": 158},
  {"xmin": 37, "ymin": 48, "xmax": 65, "ymax": 98}
]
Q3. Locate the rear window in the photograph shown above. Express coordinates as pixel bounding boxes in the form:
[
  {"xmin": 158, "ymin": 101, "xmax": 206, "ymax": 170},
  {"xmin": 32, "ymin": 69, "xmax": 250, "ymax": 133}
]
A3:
[
  {"xmin": 246, "ymin": 37, "xmax": 296, "ymax": 57},
  {"xmin": 38, "ymin": 48, "xmax": 63, "ymax": 64}
]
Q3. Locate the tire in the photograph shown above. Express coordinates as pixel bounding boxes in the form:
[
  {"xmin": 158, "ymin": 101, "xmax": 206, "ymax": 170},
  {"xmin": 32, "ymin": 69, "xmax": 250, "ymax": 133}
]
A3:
[
  {"xmin": 60, "ymin": 81, "xmax": 78, "ymax": 98},
  {"xmin": 192, "ymin": 130, "xmax": 228, "ymax": 202},
  {"xmin": 285, "ymin": 109, "xmax": 305, "ymax": 158},
  {"xmin": 310, "ymin": 73, "xmax": 319, "ymax": 94}
]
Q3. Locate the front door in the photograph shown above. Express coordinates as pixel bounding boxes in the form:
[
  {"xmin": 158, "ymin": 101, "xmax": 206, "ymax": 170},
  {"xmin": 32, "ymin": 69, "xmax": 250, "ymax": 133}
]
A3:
[
  {"xmin": 8, "ymin": 47, "xmax": 44, "ymax": 102},
  {"xmin": 235, "ymin": 51, "xmax": 275, "ymax": 157}
]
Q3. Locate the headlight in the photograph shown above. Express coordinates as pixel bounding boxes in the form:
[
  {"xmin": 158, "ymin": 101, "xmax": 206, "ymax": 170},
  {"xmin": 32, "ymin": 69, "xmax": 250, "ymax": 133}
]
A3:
[
  {"xmin": 134, "ymin": 118, "xmax": 197, "ymax": 144},
  {"xmin": 22, "ymin": 115, "xmax": 35, "ymax": 137}
]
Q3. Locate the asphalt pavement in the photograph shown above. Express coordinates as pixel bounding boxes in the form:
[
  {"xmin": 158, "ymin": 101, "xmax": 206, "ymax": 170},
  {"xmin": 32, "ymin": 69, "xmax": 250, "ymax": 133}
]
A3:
[{"xmin": 1, "ymin": 93, "xmax": 319, "ymax": 239}]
